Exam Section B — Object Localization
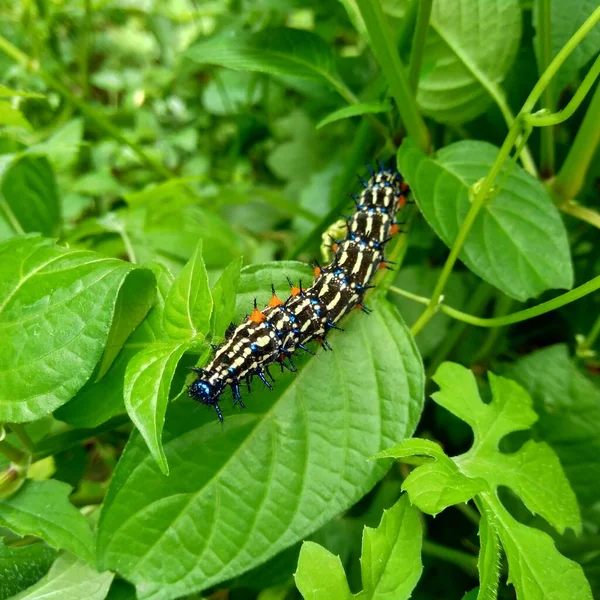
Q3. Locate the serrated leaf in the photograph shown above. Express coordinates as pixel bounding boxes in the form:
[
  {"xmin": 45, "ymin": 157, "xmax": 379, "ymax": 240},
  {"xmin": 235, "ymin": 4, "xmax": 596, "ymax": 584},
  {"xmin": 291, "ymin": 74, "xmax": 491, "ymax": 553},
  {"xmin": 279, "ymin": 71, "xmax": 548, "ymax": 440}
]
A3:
[
  {"xmin": 210, "ymin": 256, "xmax": 243, "ymax": 342},
  {"xmin": 96, "ymin": 296, "xmax": 424, "ymax": 599},
  {"xmin": 398, "ymin": 138, "xmax": 573, "ymax": 301},
  {"xmin": 295, "ymin": 542, "xmax": 351, "ymax": 600},
  {"xmin": 0, "ymin": 236, "xmax": 145, "ymax": 422},
  {"xmin": 54, "ymin": 263, "xmax": 172, "ymax": 428},
  {"xmin": 0, "ymin": 539, "xmax": 56, "ymax": 600},
  {"xmin": 316, "ymin": 102, "xmax": 391, "ymax": 129},
  {"xmin": 0, "ymin": 155, "xmax": 61, "ymax": 237},
  {"xmin": 0, "ymin": 480, "xmax": 94, "ymax": 563},
  {"xmin": 11, "ymin": 552, "xmax": 113, "ymax": 600},
  {"xmin": 417, "ymin": 0, "xmax": 522, "ymax": 123},
  {"xmin": 124, "ymin": 341, "xmax": 190, "ymax": 475},
  {"xmin": 507, "ymin": 344, "xmax": 600, "ymax": 506},
  {"xmin": 163, "ymin": 241, "xmax": 212, "ymax": 342},
  {"xmin": 476, "ymin": 501, "xmax": 500, "ymax": 600},
  {"xmin": 186, "ymin": 28, "xmax": 341, "ymax": 90}
]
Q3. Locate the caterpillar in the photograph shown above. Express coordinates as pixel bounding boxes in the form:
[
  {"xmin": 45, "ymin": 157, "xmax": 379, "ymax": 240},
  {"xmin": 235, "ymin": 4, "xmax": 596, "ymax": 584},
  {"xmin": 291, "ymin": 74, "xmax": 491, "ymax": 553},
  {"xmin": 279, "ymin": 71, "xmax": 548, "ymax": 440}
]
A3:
[{"xmin": 188, "ymin": 165, "xmax": 409, "ymax": 421}]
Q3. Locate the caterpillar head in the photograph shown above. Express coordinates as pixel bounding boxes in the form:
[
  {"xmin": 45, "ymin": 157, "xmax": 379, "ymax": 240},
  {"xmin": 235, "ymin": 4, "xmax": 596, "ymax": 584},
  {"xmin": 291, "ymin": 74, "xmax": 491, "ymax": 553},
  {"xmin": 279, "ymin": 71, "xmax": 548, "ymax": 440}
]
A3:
[{"xmin": 188, "ymin": 370, "xmax": 224, "ymax": 421}]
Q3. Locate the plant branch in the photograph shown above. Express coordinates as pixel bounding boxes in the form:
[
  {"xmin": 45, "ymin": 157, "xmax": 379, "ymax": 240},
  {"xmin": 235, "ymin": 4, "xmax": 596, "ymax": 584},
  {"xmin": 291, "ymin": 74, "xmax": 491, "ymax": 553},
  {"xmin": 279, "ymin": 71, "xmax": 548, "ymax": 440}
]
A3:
[
  {"xmin": 408, "ymin": 0, "xmax": 433, "ymax": 93},
  {"xmin": 392, "ymin": 274, "xmax": 600, "ymax": 329},
  {"xmin": 355, "ymin": 0, "xmax": 430, "ymax": 153},
  {"xmin": 537, "ymin": 0, "xmax": 555, "ymax": 175},
  {"xmin": 421, "ymin": 539, "xmax": 478, "ymax": 575},
  {"xmin": 0, "ymin": 439, "xmax": 27, "ymax": 464},
  {"xmin": 559, "ymin": 201, "xmax": 600, "ymax": 229}
]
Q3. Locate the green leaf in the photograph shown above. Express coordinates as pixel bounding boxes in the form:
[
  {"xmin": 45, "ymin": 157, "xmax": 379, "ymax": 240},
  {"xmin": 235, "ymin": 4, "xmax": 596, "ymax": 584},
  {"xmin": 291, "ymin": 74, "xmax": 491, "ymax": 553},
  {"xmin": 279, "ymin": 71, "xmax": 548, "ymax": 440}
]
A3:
[
  {"xmin": 0, "ymin": 102, "xmax": 31, "ymax": 129},
  {"xmin": 96, "ymin": 296, "xmax": 424, "ymax": 599},
  {"xmin": 0, "ymin": 540, "xmax": 56, "ymax": 600},
  {"xmin": 0, "ymin": 480, "xmax": 94, "ymax": 563},
  {"xmin": 0, "ymin": 85, "xmax": 44, "ymax": 99},
  {"xmin": 376, "ymin": 439, "xmax": 488, "ymax": 514},
  {"xmin": 295, "ymin": 494, "xmax": 422, "ymax": 600},
  {"xmin": 476, "ymin": 501, "xmax": 501, "ymax": 600},
  {"xmin": 54, "ymin": 263, "xmax": 171, "ymax": 429},
  {"xmin": 417, "ymin": 0, "xmax": 522, "ymax": 123},
  {"xmin": 0, "ymin": 155, "xmax": 61, "ymax": 237},
  {"xmin": 295, "ymin": 542, "xmax": 351, "ymax": 600},
  {"xmin": 210, "ymin": 256, "xmax": 243, "ymax": 342},
  {"xmin": 316, "ymin": 102, "xmax": 391, "ymax": 129},
  {"xmin": 398, "ymin": 139, "xmax": 573, "ymax": 301},
  {"xmin": 0, "ymin": 236, "xmax": 144, "ymax": 422},
  {"xmin": 28, "ymin": 119, "xmax": 84, "ymax": 172},
  {"xmin": 124, "ymin": 341, "xmax": 190, "ymax": 475},
  {"xmin": 163, "ymin": 241, "xmax": 212, "ymax": 342},
  {"xmin": 507, "ymin": 344, "xmax": 600, "ymax": 506},
  {"xmin": 186, "ymin": 28, "xmax": 343, "ymax": 90},
  {"xmin": 11, "ymin": 552, "xmax": 113, "ymax": 600}
]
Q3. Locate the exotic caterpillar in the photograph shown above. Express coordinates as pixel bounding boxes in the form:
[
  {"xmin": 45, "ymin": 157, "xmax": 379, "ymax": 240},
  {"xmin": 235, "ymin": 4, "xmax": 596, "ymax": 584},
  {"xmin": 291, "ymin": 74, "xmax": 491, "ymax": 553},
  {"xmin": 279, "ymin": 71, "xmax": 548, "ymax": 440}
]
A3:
[{"xmin": 188, "ymin": 165, "xmax": 409, "ymax": 421}]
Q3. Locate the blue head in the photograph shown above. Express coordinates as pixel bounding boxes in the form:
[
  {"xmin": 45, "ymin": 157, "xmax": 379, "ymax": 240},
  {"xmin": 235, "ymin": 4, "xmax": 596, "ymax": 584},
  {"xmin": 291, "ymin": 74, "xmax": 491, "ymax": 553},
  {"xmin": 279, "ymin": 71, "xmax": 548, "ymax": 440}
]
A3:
[{"xmin": 188, "ymin": 374, "xmax": 224, "ymax": 421}]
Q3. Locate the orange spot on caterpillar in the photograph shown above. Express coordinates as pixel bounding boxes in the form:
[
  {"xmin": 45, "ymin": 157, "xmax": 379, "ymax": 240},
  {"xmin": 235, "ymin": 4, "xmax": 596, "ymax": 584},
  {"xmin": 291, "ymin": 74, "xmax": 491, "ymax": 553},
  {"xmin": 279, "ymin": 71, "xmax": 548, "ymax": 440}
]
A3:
[
  {"xmin": 290, "ymin": 286, "xmax": 301, "ymax": 297},
  {"xmin": 313, "ymin": 266, "xmax": 321, "ymax": 277},
  {"xmin": 268, "ymin": 294, "xmax": 284, "ymax": 307},
  {"xmin": 390, "ymin": 224, "xmax": 400, "ymax": 235},
  {"xmin": 249, "ymin": 307, "xmax": 267, "ymax": 323},
  {"xmin": 332, "ymin": 243, "xmax": 339, "ymax": 252}
]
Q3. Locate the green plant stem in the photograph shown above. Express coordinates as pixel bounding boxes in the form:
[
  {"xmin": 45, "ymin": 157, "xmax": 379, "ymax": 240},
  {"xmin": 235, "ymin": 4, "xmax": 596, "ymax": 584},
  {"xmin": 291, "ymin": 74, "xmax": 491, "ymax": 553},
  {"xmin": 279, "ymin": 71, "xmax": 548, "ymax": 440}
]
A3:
[
  {"xmin": 10, "ymin": 424, "xmax": 34, "ymax": 452},
  {"xmin": 579, "ymin": 312, "xmax": 600, "ymax": 355},
  {"xmin": 472, "ymin": 294, "xmax": 515, "ymax": 363},
  {"xmin": 80, "ymin": 0, "xmax": 92, "ymax": 99},
  {"xmin": 0, "ymin": 34, "xmax": 172, "ymax": 180},
  {"xmin": 537, "ymin": 0, "xmax": 555, "ymax": 175},
  {"xmin": 355, "ymin": 0, "xmax": 430, "ymax": 153},
  {"xmin": 553, "ymin": 79, "xmax": 600, "ymax": 200},
  {"xmin": 456, "ymin": 502, "xmax": 481, "ymax": 526},
  {"xmin": 409, "ymin": 6, "xmax": 600, "ymax": 337},
  {"xmin": 392, "ymin": 274, "xmax": 600, "ymax": 328},
  {"xmin": 421, "ymin": 539, "xmax": 478, "ymax": 575},
  {"xmin": 0, "ymin": 439, "xmax": 27, "ymax": 464},
  {"xmin": 408, "ymin": 0, "xmax": 433, "ymax": 93},
  {"xmin": 559, "ymin": 201, "xmax": 600, "ymax": 229},
  {"xmin": 398, "ymin": 0, "xmax": 420, "ymax": 60}
]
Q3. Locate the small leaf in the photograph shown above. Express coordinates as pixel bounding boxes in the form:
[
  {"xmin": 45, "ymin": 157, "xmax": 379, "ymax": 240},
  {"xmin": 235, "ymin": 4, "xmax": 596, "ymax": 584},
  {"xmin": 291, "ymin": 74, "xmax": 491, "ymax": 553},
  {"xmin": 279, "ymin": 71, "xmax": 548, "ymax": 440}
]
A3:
[
  {"xmin": 316, "ymin": 102, "xmax": 391, "ymax": 129},
  {"xmin": 0, "ymin": 102, "xmax": 31, "ymax": 129},
  {"xmin": 0, "ymin": 236, "xmax": 142, "ymax": 423},
  {"xmin": 210, "ymin": 256, "xmax": 243, "ymax": 342},
  {"xmin": 0, "ymin": 85, "xmax": 44, "ymax": 99},
  {"xmin": 124, "ymin": 341, "xmax": 190, "ymax": 475},
  {"xmin": 0, "ymin": 155, "xmax": 61, "ymax": 237},
  {"xmin": 0, "ymin": 480, "xmax": 94, "ymax": 563},
  {"xmin": 477, "ymin": 502, "xmax": 501, "ymax": 600},
  {"xmin": 295, "ymin": 542, "xmax": 351, "ymax": 600},
  {"xmin": 11, "ymin": 552, "xmax": 113, "ymax": 600},
  {"xmin": 162, "ymin": 241, "xmax": 212, "ymax": 342},
  {"xmin": 186, "ymin": 28, "xmax": 340, "ymax": 87},
  {"xmin": 398, "ymin": 138, "xmax": 573, "ymax": 301}
]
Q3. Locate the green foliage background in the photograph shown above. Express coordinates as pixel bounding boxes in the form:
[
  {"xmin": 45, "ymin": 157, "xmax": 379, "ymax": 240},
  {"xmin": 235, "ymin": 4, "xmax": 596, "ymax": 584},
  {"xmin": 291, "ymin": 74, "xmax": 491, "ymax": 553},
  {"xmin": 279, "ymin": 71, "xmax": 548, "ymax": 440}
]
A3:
[{"xmin": 0, "ymin": 1, "xmax": 599, "ymax": 599}]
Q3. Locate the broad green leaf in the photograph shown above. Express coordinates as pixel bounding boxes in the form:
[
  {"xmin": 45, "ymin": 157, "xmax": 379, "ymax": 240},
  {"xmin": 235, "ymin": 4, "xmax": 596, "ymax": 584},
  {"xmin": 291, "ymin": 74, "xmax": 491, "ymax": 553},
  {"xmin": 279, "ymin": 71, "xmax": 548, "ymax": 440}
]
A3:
[
  {"xmin": 11, "ymin": 552, "xmax": 113, "ymax": 600},
  {"xmin": 186, "ymin": 28, "xmax": 342, "ymax": 90},
  {"xmin": 0, "ymin": 540, "xmax": 56, "ymax": 600},
  {"xmin": 0, "ymin": 155, "xmax": 61, "ymax": 237},
  {"xmin": 417, "ymin": 0, "xmax": 521, "ymax": 123},
  {"xmin": 97, "ymin": 296, "xmax": 424, "ymax": 599},
  {"xmin": 376, "ymin": 439, "xmax": 487, "ymax": 514},
  {"xmin": 0, "ymin": 236, "xmax": 145, "ymax": 422},
  {"xmin": 0, "ymin": 102, "xmax": 31, "ymax": 129},
  {"xmin": 536, "ymin": 0, "xmax": 600, "ymax": 98},
  {"xmin": 124, "ymin": 341, "xmax": 190, "ymax": 475},
  {"xmin": 507, "ymin": 344, "xmax": 600, "ymax": 507},
  {"xmin": 210, "ymin": 256, "xmax": 243, "ymax": 342},
  {"xmin": 0, "ymin": 480, "xmax": 94, "ymax": 563},
  {"xmin": 55, "ymin": 263, "xmax": 171, "ymax": 428},
  {"xmin": 476, "ymin": 501, "xmax": 501, "ymax": 600},
  {"xmin": 358, "ymin": 494, "xmax": 422, "ymax": 599},
  {"xmin": 28, "ymin": 119, "xmax": 84, "ymax": 172},
  {"xmin": 0, "ymin": 85, "xmax": 44, "ymax": 99},
  {"xmin": 398, "ymin": 139, "xmax": 573, "ymax": 301},
  {"xmin": 163, "ymin": 241, "xmax": 212, "ymax": 342},
  {"xmin": 295, "ymin": 542, "xmax": 351, "ymax": 600},
  {"xmin": 316, "ymin": 102, "xmax": 391, "ymax": 129}
]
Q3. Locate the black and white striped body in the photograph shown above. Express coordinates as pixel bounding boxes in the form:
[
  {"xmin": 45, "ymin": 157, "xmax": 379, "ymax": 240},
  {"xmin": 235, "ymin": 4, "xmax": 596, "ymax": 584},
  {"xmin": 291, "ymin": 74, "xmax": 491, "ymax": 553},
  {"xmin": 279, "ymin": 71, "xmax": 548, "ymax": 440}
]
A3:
[{"xmin": 188, "ymin": 167, "xmax": 408, "ymax": 420}]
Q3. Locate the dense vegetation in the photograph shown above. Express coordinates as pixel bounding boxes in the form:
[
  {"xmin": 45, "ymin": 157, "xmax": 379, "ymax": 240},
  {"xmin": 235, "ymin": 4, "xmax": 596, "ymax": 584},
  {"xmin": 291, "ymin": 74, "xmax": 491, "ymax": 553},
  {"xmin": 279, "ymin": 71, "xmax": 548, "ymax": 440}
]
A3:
[{"xmin": 0, "ymin": 1, "xmax": 599, "ymax": 599}]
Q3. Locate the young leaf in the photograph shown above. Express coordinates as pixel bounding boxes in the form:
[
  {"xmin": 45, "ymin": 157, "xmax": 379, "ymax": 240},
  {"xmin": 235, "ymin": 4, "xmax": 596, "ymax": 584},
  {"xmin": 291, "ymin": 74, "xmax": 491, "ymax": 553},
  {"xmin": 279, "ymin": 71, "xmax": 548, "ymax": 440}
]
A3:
[
  {"xmin": 507, "ymin": 343, "xmax": 600, "ymax": 506},
  {"xmin": 11, "ymin": 552, "xmax": 113, "ymax": 600},
  {"xmin": 316, "ymin": 102, "xmax": 391, "ymax": 129},
  {"xmin": 417, "ymin": 0, "xmax": 522, "ymax": 123},
  {"xmin": 96, "ymin": 296, "xmax": 424, "ymax": 599},
  {"xmin": 210, "ymin": 256, "xmax": 243, "ymax": 342},
  {"xmin": 295, "ymin": 494, "xmax": 422, "ymax": 600},
  {"xmin": 186, "ymin": 28, "xmax": 341, "ymax": 88},
  {"xmin": 124, "ymin": 341, "xmax": 191, "ymax": 475},
  {"xmin": 0, "ymin": 480, "xmax": 94, "ymax": 563},
  {"xmin": 0, "ymin": 155, "xmax": 61, "ymax": 237},
  {"xmin": 476, "ymin": 501, "xmax": 501, "ymax": 600},
  {"xmin": 398, "ymin": 139, "xmax": 573, "ymax": 301},
  {"xmin": 0, "ymin": 236, "xmax": 147, "ymax": 423},
  {"xmin": 0, "ymin": 539, "xmax": 56, "ymax": 600},
  {"xmin": 162, "ymin": 241, "xmax": 213, "ymax": 342},
  {"xmin": 295, "ymin": 542, "xmax": 352, "ymax": 600}
]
